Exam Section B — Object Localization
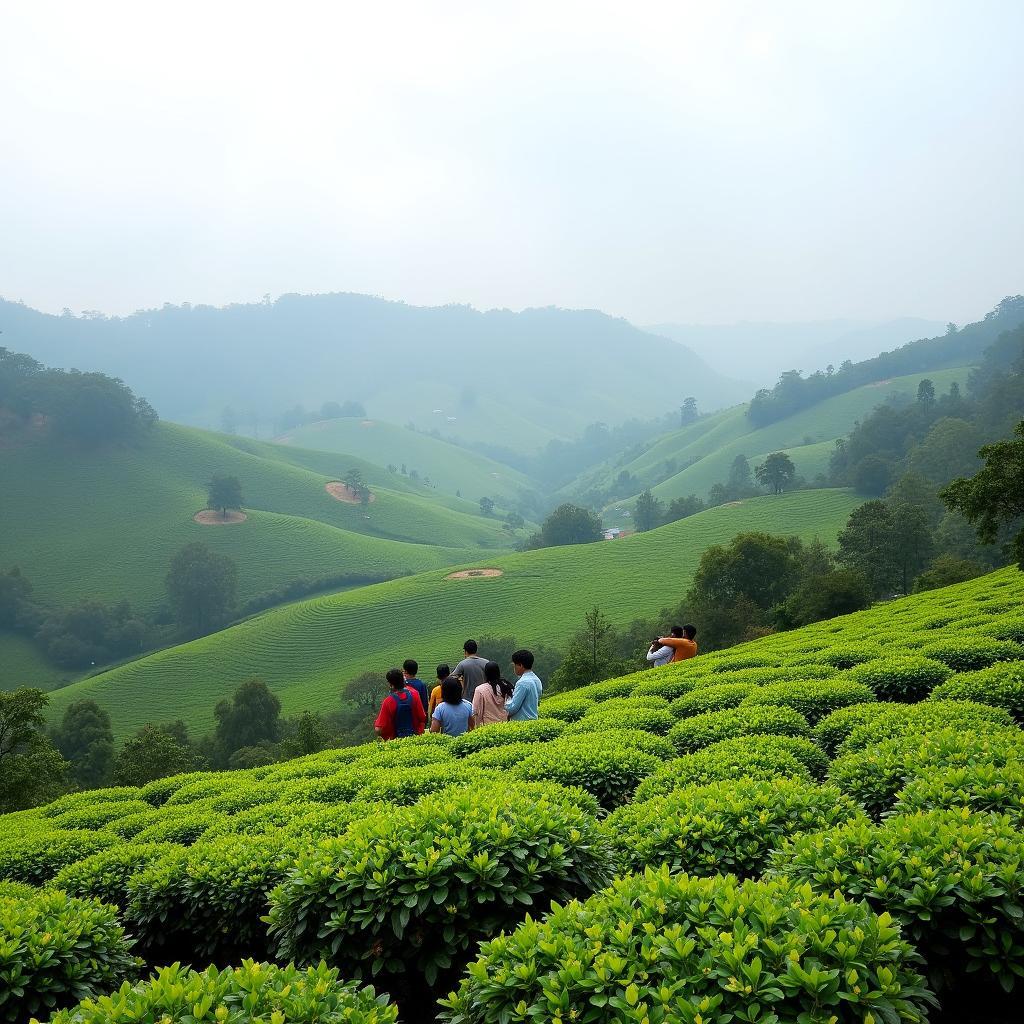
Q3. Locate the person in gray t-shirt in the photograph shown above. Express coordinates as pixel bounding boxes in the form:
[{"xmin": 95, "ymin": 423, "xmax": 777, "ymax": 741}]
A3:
[{"xmin": 450, "ymin": 639, "xmax": 488, "ymax": 700}]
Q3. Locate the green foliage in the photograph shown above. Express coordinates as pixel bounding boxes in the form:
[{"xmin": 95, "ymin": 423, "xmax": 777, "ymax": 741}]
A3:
[
  {"xmin": 666, "ymin": 705, "xmax": 810, "ymax": 754},
  {"xmin": 206, "ymin": 472, "xmax": 243, "ymax": 516},
  {"xmin": 112, "ymin": 725, "xmax": 207, "ymax": 787},
  {"xmin": 837, "ymin": 701, "xmax": 1015, "ymax": 755},
  {"xmin": 669, "ymin": 682, "xmax": 755, "ymax": 718},
  {"xmin": 918, "ymin": 637, "xmax": 1024, "ymax": 672},
  {"xmin": 0, "ymin": 831, "xmax": 115, "ymax": 885},
  {"xmin": 739, "ymin": 679, "xmax": 875, "ymax": 725},
  {"xmin": 37, "ymin": 600, "xmax": 146, "ymax": 671},
  {"xmin": 132, "ymin": 809, "xmax": 219, "ymax": 846},
  {"xmin": 440, "ymin": 868, "xmax": 934, "ymax": 1024},
  {"xmin": 165, "ymin": 541, "xmax": 238, "ymax": 636},
  {"xmin": 770, "ymin": 809, "xmax": 1024, "ymax": 995},
  {"xmin": 213, "ymin": 678, "xmax": 282, "ymax": 766},
  {"xmin": 630, "ymin": 675, "xmax": 702, "ymax": 699},
  {"xmin": 267, "ymin": 785, "xmax": 611, "ymax": 986},
  {"xmin": 48, "ymin": 801, "xmax": 153, "ymax": 832},
  {"xmin": 893, "ymin": 763, "xmax": 1024, "ymax": 826},
  {"xmin": 605, "ymin": 777, "xmax": 864, "ymax": 877},
  {"xmin": 815, "ymin": 702, "xmax": 915, "ymax": 756},
  {"xmin": 49, "ymin": 702, "xmax": 114, "ymax": 790},
  {"xmin": 45, "ymin": 961, "xmax": 396, "ymax": 1024},
  {"xmin": 535, "ymin": 503, "xmax": 603, "ymax": 547},
  {"xmin": 563, "ymin": 702, "xmax": 676, "ymax": 736},
  {"xmin": 49, "ymin": 844, "xmax": 175, "ymax": 912},
  {"xmin": 848, "ymin": 656, "xmax": 953, "ymax": 702},
  {"xmin": 809, "ymin": 643, "xmax": 882, "ymax": 669},
  {"xmin": 930, "ymin": 662, "xmax": 1024, "ymax": 723},
  {"xmin": 137, "ymin": 771, "xmax": 215, "ymax": 806},
  {"xmin": 449, "ymin": 719, "xmax": 565, "ymax": 756},
  {"xmin": 0, "ymin": 689, "xmax": 69, "ymax": 814}
]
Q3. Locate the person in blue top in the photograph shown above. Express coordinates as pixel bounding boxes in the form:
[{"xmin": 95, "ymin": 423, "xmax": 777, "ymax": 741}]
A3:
[
  {"xmin": 505, "ymin": 648, "xmax": 542, "ymax": 721},
  {"xmin": 430, "ymin": 678, "xmax": 476, "ymax": 736},
  {"xmin": 402, "ymin": 659, "xmax": 430, "ymax": 716}
]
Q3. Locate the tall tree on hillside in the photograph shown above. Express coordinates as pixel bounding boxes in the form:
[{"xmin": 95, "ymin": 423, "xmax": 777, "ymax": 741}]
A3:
[
  {"xmin": 548, "ymin": 606, "xmax": 624, "ymax": 692},
  {"xmin": 917, "ymin": 378, "xmax": 936, "ymax": 410},
  {"xmin": 755, "ymin": 452, "xmax": 797, "ymax": 494},
  {"xmin": 50, "ymin": 700, "xmax": 114, "ymax": 789},
  {"xmin": 112, "ymin": 722, "xmax": 207, "ymax": 786},
  {"xmin": 680, "ymin": 397, "xmax": 699, "ymax": 426},
  {"xmin": 213, "ymin": 678, "xmax": 282, "ymax": 766},
  {"xmin": 836, "ymin": 502, "xmax": 899, "ymax": 597},
  {"xmin": 727, "ymin": 454, "xmax": 754, "ymax": 495},
  {"xmin": 890, "ymin": 502, "xmax": 935, "ymax": 595},
  {"xmin": 165, "ymin": 542, "xmax": 238, "ymax": 636},
  {"xmin": 941, "ymin": 420, "xmax": 1024, "ymax": 567},
  {"xmin": 634, "ymin": 489, "xmax": 662, "ymax": 532},
  {"xmin": 663, "ymin": 494, "xmax": 705, "ymax": 524},
  {"xmin": 343, "ymin": 467, "xmax": 368, "ymax": 503},
  {"xmin": 538, "ymin": 504, "xmax": 603, "ymax": 547},
  {"xmin": 207, "ymin": 473, "xmax": 243, "ymax": 517},
  {"xmin": 0, "ymin": 688, "xmax": 69, "ymax": 812},
  {"xmin": 479, "ymin": 496, "xmax": 495, "ymax": 517}
]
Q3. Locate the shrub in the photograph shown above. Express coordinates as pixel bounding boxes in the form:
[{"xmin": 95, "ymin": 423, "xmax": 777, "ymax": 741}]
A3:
[
  {"xmin": 815, "ymin": 702, "xmax": 906, "ymax": 756},
  {"xmin": 893, "ymin": 763, "xmax": 1024, "ymax": 826},
  {"xmin": 0, "ymin": 831, "xmax": 115, "ymax": 885},
  {"xmin": 137, "ymin": 772, "xmax": 215, "ymax": 807},
  {"xmin": 512, "ymin": 740, "xmax": 661, "ymax": 808},
  {"xmin": 930, "ymin": 663, "xmax": 1024, "ymax": 723},
  {"xmin": 48, "ymin": 801, "xmax": 154, "ymax": 832},
  {"xmin": 837, "ymin": 701, "xmax": 1015, "ymax": 755},
  {"xmin": 562, "ymin": 705, "xmax": 676, "ymax": 736},
  {"xmin": 769, "ymin": 809, "xmax": 1024, "ymax": 996},
  {"xmin": 449, "ymin": 719, "xmax": 564, "ymax": 756},
  {"xmin": 565, "ymin": 679, "xmax": 639, "ymax": 702},
  {"xmin": 267, "ymin": 785, "xmax": 611, "ymax": 987},
  {"xmin": 848, "ymin": 656, "xmax": 953, "ymax": 702},
  {"xmin": 462, "ymin": 743, "xmax": 537, "ymax": 770},
  {"xmin": 704, "ymin": 734, "xmax": 829, "ymax": 780},
  {"xmin": 45, "ymin": 961, "xmax": 396, "ymax": 1024},
  {"xmin": 38, "ymin": 790, "xmax": 142, "ymax": 819},
  {"xmin": 278, "ymin": 801, "xmax": 393, "ymax": 840},
  {"xmin": 808, "ymin": 643, "xmax": 883, "ymax": 669},
  {"xmin": 537, "ymin": 694, "xmax": 592, "ymax": 722},
  {"xmin": 131, "ymin": 809, "xmax": 219, "ymax": 846},
  {"xmin": 439, "ymin": 868, "xmax": 934, "ymax": 1024},
  {"xmin": 49, "ymin": 844, "xmax": 176, "ymax": 911},
  {"xmin": 666, "ymin": 705, "xmax": 810, "ymax": 754},
  {"xmin": 0, "ymin": 888, "xmax": 139, "ymax": 1024},
  {"xmin": 739, "ymin": 679, "xmax": 875, "ymax": 725},
  {"xmin": 669, "ymin": 683, "xmax": 755, "ymax": 718},
  {"xmin": 630, "ymin": 675, "xmax": 701, "ymax": 699},
  {"xmin": 356, "ymin": 766, "xmax": 489, "ymax": 806},
  {"xmin": 604, "ymin": 777, "xmax": 865, "ymax": 877},
  {"xmin": 918, "ymin": 638, "xmax": 1024, "ymax": 672},
  {"xmin": 979, "ymin": 615, "xmax": 1024, "ymax": 643},
  {"xmin": 104, "ymin": 811, "xmax": 161, "ymax": 840},
  {"xmin": 828, "ymin": 727, "xmax": 1024, "ymax": 818}
]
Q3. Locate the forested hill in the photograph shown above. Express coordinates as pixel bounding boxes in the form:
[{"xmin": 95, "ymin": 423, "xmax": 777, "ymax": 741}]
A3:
[{"xmin": 0, "ymin": 295, "xmax": 748, "ymax": 451}]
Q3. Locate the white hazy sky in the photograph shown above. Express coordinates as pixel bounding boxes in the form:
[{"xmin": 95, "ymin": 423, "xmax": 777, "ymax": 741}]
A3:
[{"xmin": 1, "ymin": 0, "xmax": 1022, "ymax": 324}]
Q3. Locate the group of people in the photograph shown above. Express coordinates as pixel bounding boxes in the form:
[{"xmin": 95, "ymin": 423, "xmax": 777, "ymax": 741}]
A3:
[
  {"xmin": 373, "ymin": 640, "xmax": 543, "ymax": 740},
  {"xmin": 645, "ymin": 624, "xmax": 698, "ymax": 666}
]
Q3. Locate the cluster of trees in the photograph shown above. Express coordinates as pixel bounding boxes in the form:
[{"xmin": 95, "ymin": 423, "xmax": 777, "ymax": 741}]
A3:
[
  {"xmin": 0, "ymin": 346, "xmax": 157, "ymax": 445},
  {"xmin": 272, "ymin": 399, "xmax": 367, "ymax": 435},
  {"xmin": 747, "ymin": 296, "xmax": 1024, "ymax": 427},
  {"xmin": 520, "ymin": 503, "xmax": 604, "ymax": 549}
]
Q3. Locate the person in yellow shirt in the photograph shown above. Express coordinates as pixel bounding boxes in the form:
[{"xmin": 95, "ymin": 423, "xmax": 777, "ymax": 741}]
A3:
[
  {"xmin": 428, "ymin": 663, "xmax": 453, "ymax": 717},
  {"xmin": 657, "ymin": 624, "xmax": 698, "ymax": 663}
]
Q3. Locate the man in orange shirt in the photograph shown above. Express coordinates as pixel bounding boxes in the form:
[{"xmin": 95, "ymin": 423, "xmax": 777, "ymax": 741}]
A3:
[{"xmin": 657, "ymin": 624, "xmax": 698, "ymax": 662}]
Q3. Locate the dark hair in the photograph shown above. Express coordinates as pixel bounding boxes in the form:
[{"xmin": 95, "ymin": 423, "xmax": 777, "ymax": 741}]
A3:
[
  {"xmin": 403, "ymin": 659, "xmax": 418, "ymax": 676},
  {"xmin": 436, "ymin": 663, "xmax": 450, "ymax": 680},
  {"xmin": 670, "ymin": 625, "xmax": 685, "ymax": 638},
  {"xmin": 441, "ymin": 678, "xmax": 463, "ymax": 705},
  {"xmin": 484, "ymin": 660, "xmax": 515, "ymax": 700},
  {"xmin": 683, "ymin": 624, "xmax": 697, "ymax": 639},
  {"xmin": 385, "ymin": 668, "xmax": 405, "ymax": 690},
  {"xmin": 511, "ymin": 648, "xmax": 534, "ymax": 670},
  {"xmin": 464, "ymin": 639, "xmax": 478, "ymax": 655}
]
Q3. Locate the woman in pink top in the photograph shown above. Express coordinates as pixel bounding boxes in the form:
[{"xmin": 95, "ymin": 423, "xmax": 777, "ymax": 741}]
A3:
[{"xmin": 473, "ymin": 661, "xmax": 514, "ymax": 726}]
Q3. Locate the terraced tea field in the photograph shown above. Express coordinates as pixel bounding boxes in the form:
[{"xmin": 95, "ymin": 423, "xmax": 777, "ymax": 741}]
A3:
[{"xmin": 47, "ymin": 488, "xmax": 862, "ymax": 736}]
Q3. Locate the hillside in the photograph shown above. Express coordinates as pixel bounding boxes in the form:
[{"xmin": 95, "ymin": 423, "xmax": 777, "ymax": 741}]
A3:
[
  {"xmin": 0, "ymin": 296, "xmax": 749, "ymax": 450},
  {"xmin": 0, "ymin": 421, "xmax": 516, "ymax": 620},
  {"xmin": 45, "ymin": 489, "xmax": 862, "ymax": 736},
  {"xmin": 277, "ymin": 417, "xmax": 538, "ymax": 504}
]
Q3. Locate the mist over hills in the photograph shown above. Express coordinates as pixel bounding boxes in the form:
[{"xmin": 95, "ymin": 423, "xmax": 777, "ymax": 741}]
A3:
[{"xmin": 0, "ymin": 294, "xmax": 748, "ymax": 452}]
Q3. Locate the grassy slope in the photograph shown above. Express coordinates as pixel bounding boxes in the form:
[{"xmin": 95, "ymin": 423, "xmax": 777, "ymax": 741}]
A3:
[
  {"xmin": 278, "ymin": 418, "xmax": 537, "ymax": 504},
  {"xmin": 0, "ymin": 422, "xmax": 516, "ymax": 616},
  {"xmin": 47, "ymin": 489, "xmax": 862, "ymax": 737},
  {"xmin": 598, "ymin": 367, "xmax": 970, "ymax": 526},
  {"xmin": 0, "ymin": 632, "xmax": 79, "ymax": 691}
]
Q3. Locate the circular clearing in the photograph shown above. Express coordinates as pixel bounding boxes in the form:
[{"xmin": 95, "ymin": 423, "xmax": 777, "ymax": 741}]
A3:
[
  {"xmin": 194, "ymin": 509, "xmax": 247, "ymax": 525},
  {"xmin": 446, "ymin": 568, "xmax": 504, "ymax": 580},
  {"xmin": 326, "ymin": 481, "xmax": 376, "ymax": 504}
]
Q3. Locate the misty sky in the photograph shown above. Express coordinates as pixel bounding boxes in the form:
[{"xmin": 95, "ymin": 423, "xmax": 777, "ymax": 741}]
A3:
[{"xmin": 2, "ymin": 1, "xmax": 1022, "ymax": 326}]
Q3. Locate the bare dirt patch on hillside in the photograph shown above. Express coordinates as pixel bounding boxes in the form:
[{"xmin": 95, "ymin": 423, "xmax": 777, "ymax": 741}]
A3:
[
  {"xmin": 326, "ymin": 481, "xmax": 376, "ymax": 504},
  {"xmin": 194, "ymin": 509, "xmax": 247, "ymax": 525},
  {"xmin": 446, "ymin": 568, "xmax": 504, "ymax": 580}
]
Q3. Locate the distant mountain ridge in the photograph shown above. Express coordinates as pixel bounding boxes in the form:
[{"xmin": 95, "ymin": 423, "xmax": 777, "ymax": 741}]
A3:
[{"xmin": 0, "ymin": 294, "xmax": 748, "ymax": 452}]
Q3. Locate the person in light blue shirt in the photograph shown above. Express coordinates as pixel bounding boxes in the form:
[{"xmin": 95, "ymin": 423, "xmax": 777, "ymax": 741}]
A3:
[
  {"xmin": 505, "ymin": 648, "xmax": 542, "ymax": 721},
  {"xmin": 430, "ymin": 678, "xmax": 476, "ymax": 737}
]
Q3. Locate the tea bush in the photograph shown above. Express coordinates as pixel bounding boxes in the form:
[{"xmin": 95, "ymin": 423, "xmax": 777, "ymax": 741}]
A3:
[
  {"xmin": 536, "ymin": 694, "xmax": 592, "ymax": 721},
  {"xmin": 739, "ymin": 679, "xmax": 875, "ymax": 724},
  {"xmin": 563, "ymin": 705, "xmax": 676, "ymax": 736},
  {"xmin": 38, "ymin": 790, "xmax": 140, "ymax": 819},
  {"xmin": 769, "ymin": 809, "xmax": 1024, "ymax": 995},
  {"xmin": 666, "ymin": 705, "xmax": 810, "ymax": 754},
  {"xmin": 449, "ymin": 719, "xmax": 564, "ymax": 756},
  {"xmin": 848, "ymin": 656, "xmax": 952, "ymax": 702},
  {"xmin": 930, "ymin": 663, "xmax": 1024, "ymax": 723},
  {"xmin": 137, "ymin": 772, "xmax": 216, "ymax": 807},
  {"xmin": 918, "ymin": 637, "xmax": 1024, "ymax": 672},
  {"xmin": 131, "ymin": 809, "xmax": 219, "ymax": 846},
  {"xmin": 669, "ymin": 682, "xmax": 756, "ymax": 718},
  {"xmin": 892, "ymin": 763, "xmax": 1024, "ymax": 826},
  {"xmin": 44, "ymin": 961, "xmax": 396, "ymax": 1024},
  {"xmin": 815, "ymin": 702, "xmax": 906, "ymax": 756},
  {"xmin": 440, "ymin": 868, "xmax": 934, "ymax": 1024},
  {"xmin": 47, "ymin": 801, "xmax": 154, "ymax": 832},
  {"xmin": 462, "ymin": 742, "xmax": 537, "ymax": 769},
  {"xmin": 805, "ymin": 643, "xmax": 883, "ymax": 669},
  {"xmin": 979, "ymin": 615, "xmax": 1024, "ymax": 643},
  {"xmin": 0, "ymin": 888, "xmax": 139, "ymax": 1024},
  {"xmin": 604, "ymin": 777, "xmax": 864, "ymax": 877},
  {"xmin": 49, "ymin": 844, "xmax": 176, "ymax": 911},
  {"xmin": 630, "ymin": 675, "xmax": 701, "ymax": 699},
  {"xmin": 0, "ymin": 832, "xmax": 115, "ymax": 885},
  {"xmin": 267, "ymin": 784, "xmax": 611, "ymax": 986}
]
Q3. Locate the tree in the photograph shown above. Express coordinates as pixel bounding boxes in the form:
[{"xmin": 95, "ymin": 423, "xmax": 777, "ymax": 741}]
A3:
[
  {"xmin": 207, "ymin": 473, "xmax": 243, "ymax": 517},
  {"xmin": 917, "ymin": 378, "xmax": 936, "ymax": 409},
  {"xmin": 479, "ymin": 496, "xmax": 495, "ymax": 517},
  {"xmin": 320, "ymin": 400, "xmax": 343, "ymax": 419},
  {"xmin": 851, "ymin": 455, "xmax": 893, "ymax": 497},
  {"xmin": 836, "ymin": 501, "xmax": 899, "ymax": 597},
  {"xmin": 634, "ymin": 489, "xmax": 662, "ymax": 532},
  {"xmin": 36, "ymin": 599, "xmax": 146, "ymax": 668},
  {"xmin": 112, "ymin": 723, "xmax": 207, "ymax": 786},
  {"xmin": 778, "ymin": 569, "xmax": 872, "ymax": 629},
  {"xmin": 547, "ymin": 607, "xmax": 624, "ymax": 692},
  {"xmin": 277, "ymin": 711, "xmax": 335, "ymax": 760},
  {"xmin": 727, "ymin": 454, "xmax": 753, "ymax": 495},
  {"xmin": 0, "ymin": 688, "xmax": 69, "ymax": 812},
  {"xmin": 339, "ymin": 400, "xmax": 366, "ymax": 418},
  {"xmin": 663, "ymin": 495, "xmax": 704, "ymax": 524},
  {"xmin": 503, "ymin": 511, "xmax": 525, "ymax": 532},
  {"xmin": 680, "ymin": 397, "xmax": 699, "ymax": 426},
  {"xmin": 755, "ymin": 452, "xmax": 797, "ymax": 494},
  {"xmin": 941, "ymin": 421, "xmax": 1024, "ymax": 567},
  {"xmin": 213, "ymin": 678, "xmax": 282, "ymax": 765},
  {"xmin": 536, "ymin": 504, "xmax": 603, "ymax": 548},
  {"xmin": 165, "ymin": 542, "xmax": 238, "ymax": 636},
  {"xmin": 913, "ymin": 555, "xmax": 984, "ymax": 593},
  {"xmin": 343, "ymin": 467, "xmax": 369, "ymax": 503},
  {"xmin": 688, "ymin": 532, "xmax": 803, "ymax": 613},
  {"xmin": 50, "ymin": 700, "xmax": 114, "ymax": 789},
  {"xmin": 889, "ymin": 503, "xmax": 935, "ymax": 595}
]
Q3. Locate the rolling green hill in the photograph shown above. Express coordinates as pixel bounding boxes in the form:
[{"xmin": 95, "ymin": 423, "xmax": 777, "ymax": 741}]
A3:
[
  {"xmin": 278, "ymin": 418, "xmax": 537, "ymax": 504},
  {"xmin": 587, "ymin": 367, "xmax": 970, "ymax": 527},
  {"xmin": 0, "ymin": 421, "xmax": 516, "ymax": 617},
  {"xmin": 45, "ymin": 489, "xmax": 862, "ymax": 737}
]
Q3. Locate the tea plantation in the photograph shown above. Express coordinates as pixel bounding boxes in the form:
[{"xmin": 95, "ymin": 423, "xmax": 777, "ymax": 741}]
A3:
[
  {"xmin": 45, "ymin": 489, "xmax": 862, "ymax": 737},
  {"xmin": 2, "ymin": 566, "xmax": 1022, "ymax": 1023}
]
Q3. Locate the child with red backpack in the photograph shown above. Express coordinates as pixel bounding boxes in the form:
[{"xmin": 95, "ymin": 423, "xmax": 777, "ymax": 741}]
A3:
[{"xmin": 374, "ymin": 667, "xmax": 426, "ymax": 740}]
